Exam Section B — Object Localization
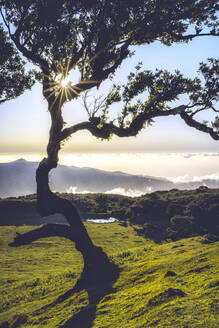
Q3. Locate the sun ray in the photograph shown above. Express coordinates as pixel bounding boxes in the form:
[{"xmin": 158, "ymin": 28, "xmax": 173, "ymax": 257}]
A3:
[
  {"xmin": 50, "ymin": 88, "xmax": 63, "ymax": 109},
  {"xmin": 65, "ymin": 55, "xmax": 71, "ymax": 77},
  {"xmin": 72, "ymin": 85, "xmax": 82, "ymax": 91},
  {"xmin": 54, "ymin": 60, "xmax": 60, "ymax": 74},
  {"xmin": 45, "ymin": 89, "xmax": 58, "ymax": 100},
  {"xmin": 42, "ymin": 56, "xmax": 101, "ymax": 105},
  {"xmin": 68, "ymin": 85, "xmax": 80, "ymax": 96},
  {"xmin": 43, "ymin": 85, "xmax": 58, "ymax": 94},
  {"xmin": 64, "ymin": 87, "xmax": 68, "ymax": 101},
  {"xmin": 47, "ymin": 81, "xmax": 58, "ymax": 85},
  {"xmin": 58, "ymin": 88, "xmax": 65, "ymax": 109},
  {"xmin": 78, "ymin": 80, "xmax": 100, "ymax": 84}
]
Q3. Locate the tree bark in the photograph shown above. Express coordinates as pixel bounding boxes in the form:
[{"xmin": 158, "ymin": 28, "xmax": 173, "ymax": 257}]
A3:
[
  {"xmin": 35, "ymin": 83, "xmax": 97, "ymax": 267},
  {"xmin": 36, "ymin": 158, "xmax": 95, "ymax": 261}
]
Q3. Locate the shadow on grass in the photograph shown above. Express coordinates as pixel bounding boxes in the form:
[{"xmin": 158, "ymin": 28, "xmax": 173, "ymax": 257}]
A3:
[
  {"xmin": 8, "ymin": 225, "xmax": 119, "ymax": 328},
  {"xmin": 58, "ymin": 246, "xmax": 119, "ymax": 328}
]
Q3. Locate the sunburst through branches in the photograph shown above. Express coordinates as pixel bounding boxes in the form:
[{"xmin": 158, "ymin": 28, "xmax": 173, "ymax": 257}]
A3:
[
  {"xmin": 43, "ymin": 70, "xmax": 80, "ymax": 108},
  {"xmin": 42, "ymin": 59, "xmax": 100, "ymax": 110}
]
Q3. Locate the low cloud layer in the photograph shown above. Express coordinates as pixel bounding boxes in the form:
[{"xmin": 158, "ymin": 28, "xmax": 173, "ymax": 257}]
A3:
[
  {"xmin": 172, "ymin": 173, "xmax": 219, "ymax": 184},
  {"xmin": 66, "ymin": 186, "xmax": 150, "ymax": 197}
]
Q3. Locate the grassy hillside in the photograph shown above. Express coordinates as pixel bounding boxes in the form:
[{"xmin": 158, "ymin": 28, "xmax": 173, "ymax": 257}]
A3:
[{"xmin": 0, "ymin": 223, "xmax": 218, "ymax": 327}]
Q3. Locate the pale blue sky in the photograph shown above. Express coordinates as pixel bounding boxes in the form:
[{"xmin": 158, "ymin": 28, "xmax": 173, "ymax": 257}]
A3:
[{"xmin": 0, "ymin": 34, "xmax": 218, "ymax": 177}]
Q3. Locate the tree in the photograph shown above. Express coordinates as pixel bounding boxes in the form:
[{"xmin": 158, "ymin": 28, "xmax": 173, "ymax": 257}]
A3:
[
  {"xmin": 0, "ymin": 24, "xmax": 35, "ymax": 104},
  {"xmin": 0, "ymin": 0, "xmax": 218, "ymax": 279}
]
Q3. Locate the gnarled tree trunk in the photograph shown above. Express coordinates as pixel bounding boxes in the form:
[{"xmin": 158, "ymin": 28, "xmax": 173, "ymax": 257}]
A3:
[
  {"xmin": 36, "ymin": 158, "xmax": 95, "ymax": 263},
  {"xmin": 35, "ymin": 83, "xmax": 98, "ymax": 267},
  {"xmin": 11, "ymin": 77, "xmax": 119, "ymax": 292}
]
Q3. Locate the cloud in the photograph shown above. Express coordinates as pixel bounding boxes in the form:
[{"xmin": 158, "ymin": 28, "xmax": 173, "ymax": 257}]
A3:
[
  {"xmin": 66, "ymin": 186, "xmax": 91, "ymax": 194},
  {"xmin": 171, "ymin": 175, "xmax": 190, "ymax": 183},
  {"xmin": 66, "ymin": 173, "xmax": 219, "ymax": 197},
  {"xmin": 203, "ymin": 153, "xmax": 219, "ymax": 157},
  {"xmin": 105, "ymin": 187, "xmax": 147, "ymax": 197},
  {"xmin": 183, "ymin": 153, "xmax": 196, "ymax": 159},
  {"xmin": 171, "ymin": 173, "xmax": 219, "ymax": 184},
  {"xmin": 66, "ymin": 186, "xmax": 149, "ymax": 197},
  {"xmin": 181, "ymin": 152, "xmax": 219, "ymax": 159},
  {"xmin": 191, "ymin": 174, "xmax": 219, "ymax": 182}
]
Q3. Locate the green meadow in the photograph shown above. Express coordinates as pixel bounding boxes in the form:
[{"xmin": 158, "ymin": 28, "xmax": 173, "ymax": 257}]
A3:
[{"xmin": 0, "ymin": 223, "xmax": 218, "ymax": 327}]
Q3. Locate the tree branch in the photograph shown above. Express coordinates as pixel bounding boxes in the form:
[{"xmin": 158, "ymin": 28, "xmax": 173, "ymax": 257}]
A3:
[
  {"xmin": 1, "ymin": 9, "xmax": 50, "ymax": 72},
  {"xmin": 9, "ymin": 224, "xmax": 75, "ymax": 247},
  {"xmin": 191, "ymin": 106, "xmax": 208, "ymax": 117},
  {"xmin": 101, "ymin": 40, "xmax": 132, "ymax": 78},
  {"xmin": 65, "ymin": 41, "xmax": 131, "ymax": 102},
  {"xmin": 172, "ymin": 32, "xmax": 219, "ymax": 41},
  {"xmin": 0, "ymin": 9, "xmax": 9, "ymax": 30},
  {"xmin": 68, "ymin": 43, "xmax": 87, "ymax": 72},
  {"xmin": 60, "ymin": 105, "xmax": 187, "ymax": 141},
  {"xmin": 180, "ymin": 112, "xmax": 219, "ymax": 140},
  {"xmin": 11, "ymin": 33, "xmax": 50, "ymax": 72}
]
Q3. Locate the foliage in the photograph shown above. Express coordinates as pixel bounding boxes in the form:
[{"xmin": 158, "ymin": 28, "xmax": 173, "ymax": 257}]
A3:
[
  {"xmin": 0, "ymin": 0, "xmax": 218, "ymax": 140},
  {"xmin": 0, "ymin": 24, "xmax": 36, "ymax": 104},
  {"xmin": 140, "ymin": 222, "xmax": 166, "ymax": 243},
  {"xmin": 0, "ymin": 225, "xmax": 218, "ymax": 327},
  {"xmin": 1, "ymin": 187, "xmax": 219, "ymax": 242},
  {"xmin": 167, "ymin": 215, "xmax": 197, "ymax": 240},
  {"xmin": 129, "ymin": 187, "xmax": 219, "ymax": 240},
  {"xmin": 103, "ymin": 60, "xmax": 219, "ymax": 133}
]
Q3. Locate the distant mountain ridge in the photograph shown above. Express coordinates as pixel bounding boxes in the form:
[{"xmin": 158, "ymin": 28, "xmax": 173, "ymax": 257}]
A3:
[{"xmin": 0, "ymin": 159, "xmax": 219, "ymax": 197}]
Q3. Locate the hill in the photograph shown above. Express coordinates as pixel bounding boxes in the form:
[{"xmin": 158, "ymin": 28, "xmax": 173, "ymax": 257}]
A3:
[
  {"xmin": 1, "ymin": 159, "xmax": 219, "ymax": 198},
  {"xmin": 0, "ymin": 159, "xmax": 173, "ymax": 198},
  {"xmin": 0, "ymin": 224, "xmax": 218, "ymax": 327},
  {"xmin": 1, "ymin": 187, "xmax": 219, "ymax": 242}
]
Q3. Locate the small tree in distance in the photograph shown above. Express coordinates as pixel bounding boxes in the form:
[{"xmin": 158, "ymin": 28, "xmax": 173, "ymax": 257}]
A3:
[{"xmin": 0, "ymin": 0, "xmax": 218, "ymax": 277}]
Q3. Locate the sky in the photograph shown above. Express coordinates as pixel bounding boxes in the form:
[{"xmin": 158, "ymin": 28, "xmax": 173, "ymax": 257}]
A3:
[{"xmin": 0, "ymin": 33, "xmax": 219, "ymax": 179}]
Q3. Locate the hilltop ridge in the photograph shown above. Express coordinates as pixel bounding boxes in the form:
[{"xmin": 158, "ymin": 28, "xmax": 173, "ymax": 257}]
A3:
[{"xmin": 1, "ymin": 187, "xmax": 218, "ymax": 243}]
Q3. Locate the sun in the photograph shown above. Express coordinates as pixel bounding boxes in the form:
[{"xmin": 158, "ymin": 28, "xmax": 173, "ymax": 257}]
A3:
[{"xmin": 60, "ymin": 76, "xmax": 70, "ymax": 88}]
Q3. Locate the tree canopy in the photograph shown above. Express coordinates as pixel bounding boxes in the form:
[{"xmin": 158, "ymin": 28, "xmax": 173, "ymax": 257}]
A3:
[
  {"xmin": 0, "ymin": 24, "xmax": 36, "ymax": 104},
  {"xmin": 0, "ymin": 0, "xmax": 218, "ymax": 141}
]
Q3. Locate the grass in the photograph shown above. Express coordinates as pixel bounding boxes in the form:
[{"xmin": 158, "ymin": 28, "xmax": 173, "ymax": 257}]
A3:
[{"xmin": 0, "ymin": 223, "xmax": 218, "ymax": 327}]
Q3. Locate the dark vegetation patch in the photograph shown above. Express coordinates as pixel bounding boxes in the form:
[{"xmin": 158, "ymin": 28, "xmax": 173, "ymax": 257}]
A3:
[
  {"xmin": 0, "ymin": 187, "xmax": 219, "ymax": 242},
  {"xmin": 148, "ymin": 288, "xmax": 186, "ymax": 307},
  {"xmin": 187, "ymin": 265, "xmax": 211, "ymax": 274},
  {"xmin": 208, "ymin": 281, "xmax": 219, "ymax": 289},
  {"xmin": 0, "ymin": 314, "xmax": 27, "ymax": 328},
  {"xmin": 164, "ymin": 270, "xmax": 177, "ymax": 278},
  {"xmin": 210, "ymin": 299, "xmax": 219, "ymax": 315}
]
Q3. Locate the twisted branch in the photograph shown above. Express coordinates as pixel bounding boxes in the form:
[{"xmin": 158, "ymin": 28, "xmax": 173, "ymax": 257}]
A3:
[
  {"xmin": 9, "ymin": 224, "xmax": 74, "ymax": 247},
  {"xmin": 180, "ymin": 112, "xmax": 219, "ymax": 140},
  {"xmin": 60, "ymin": 105, "xmax": 187, "ymax": 141}
]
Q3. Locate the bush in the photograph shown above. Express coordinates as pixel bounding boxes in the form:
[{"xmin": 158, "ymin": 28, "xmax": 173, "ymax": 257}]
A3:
[
  {"xmin": 166, "ymin": 203, "xmax": 185, "ymax": 219},
  {"xmin": 170, "ymin": 215, "xmax": 194, "ymax": 227},
  {"xmin": 168, "ymin": 215, "xmax": 197, "ymax": 240},
  {"xmin": 142, "ymin": 222, "xmax": 166, "ymax": 243}
]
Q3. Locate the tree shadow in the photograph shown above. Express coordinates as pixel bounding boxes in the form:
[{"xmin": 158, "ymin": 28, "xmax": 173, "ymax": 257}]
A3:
[
  {"xmin": 58, "ymin": 246, "xmax": 119, "ymax": 328},
  {"xmin": 9, "ymin": 225, "xmax": 119, "ymax": 328}
]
